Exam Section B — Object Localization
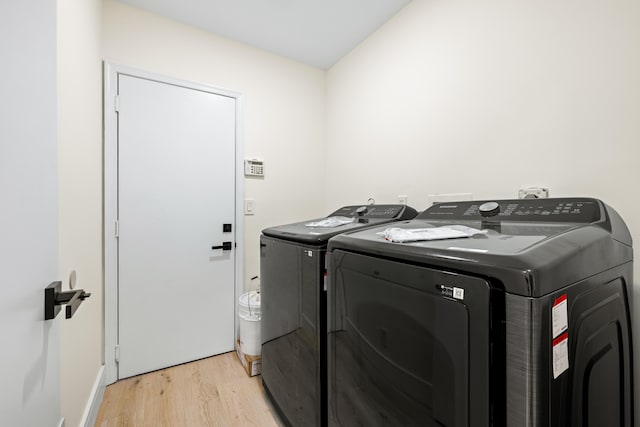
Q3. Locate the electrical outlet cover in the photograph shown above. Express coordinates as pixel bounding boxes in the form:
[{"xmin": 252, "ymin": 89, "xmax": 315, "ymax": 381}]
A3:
[{"xmin": 518, "ymin": 187, "xmax": 549, "ymax": 199}]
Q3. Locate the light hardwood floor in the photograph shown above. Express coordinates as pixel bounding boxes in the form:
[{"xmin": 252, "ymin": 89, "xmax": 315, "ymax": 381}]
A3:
[{"xmin": 95, "ymin": 352, "xmax": 283, "ymax": 427}]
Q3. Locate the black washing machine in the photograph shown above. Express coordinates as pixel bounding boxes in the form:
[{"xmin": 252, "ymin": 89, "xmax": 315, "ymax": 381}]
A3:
[
  {"xmin": 261, "ymin": 204, "xmax": 418, "ymax": 427},
  {"xmin": 327, "ymin": 198, "xmax": 633, "ymax": 427}
]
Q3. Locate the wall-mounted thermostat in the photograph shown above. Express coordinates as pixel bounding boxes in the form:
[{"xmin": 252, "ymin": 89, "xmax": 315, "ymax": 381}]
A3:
[{"xmin": 244, "ymin": 159, "xmax": 265, "ymax": 177}]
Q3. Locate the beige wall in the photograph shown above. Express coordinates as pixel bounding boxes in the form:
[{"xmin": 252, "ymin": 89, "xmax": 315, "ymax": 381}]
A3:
[
  {"xmin": 327, "ymin": 0, "xmax": 640, "ymax": 409},
  {"xmin": 57, "ymin": 0, "xmax": 104, "ymax": 426},
  {"xmin": 101, "ymin": 0, "xmax": 327, "ymax": 298},
  {"xmin": 327, "ymin": 0, "xmax": 640, "ymax": 209}
]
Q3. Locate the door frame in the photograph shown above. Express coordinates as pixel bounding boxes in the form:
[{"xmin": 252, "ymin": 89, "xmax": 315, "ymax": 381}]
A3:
[{"xmin": 103, "ymin": 63, "xmax": 244, "ymax": 384}]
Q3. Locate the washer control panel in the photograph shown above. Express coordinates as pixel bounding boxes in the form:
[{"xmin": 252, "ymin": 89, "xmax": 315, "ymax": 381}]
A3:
[
  {"xmin": 329, "ymin": 204, "xmax": 414, "ymax": 219},
  {"xmin": 419, "ymin": 198, "xmax": 602, "ymax": 223}
]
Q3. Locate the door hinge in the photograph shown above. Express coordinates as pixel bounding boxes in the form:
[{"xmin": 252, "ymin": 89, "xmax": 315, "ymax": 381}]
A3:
[
  {"xmin": 115, "ymin": 345, "xmax": 120, "ymax": 363},
  {"xmin": 114, "ymin": 95, "xmax": 120, "ymax": 113},
  {"xmin": 115, "ymin": 220, "xmax": 119, "ymax": 238}
]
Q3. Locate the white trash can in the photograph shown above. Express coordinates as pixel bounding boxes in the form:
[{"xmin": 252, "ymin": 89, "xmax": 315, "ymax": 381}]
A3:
[{"xmin": 238, "ymin": 290, "xmax": 261, "ymax": 356}]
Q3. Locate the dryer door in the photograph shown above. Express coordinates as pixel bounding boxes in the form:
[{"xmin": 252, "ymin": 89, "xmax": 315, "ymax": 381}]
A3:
[{"xmin": 328, "ymin": 250, "xmax": 494, "ymax": 427}]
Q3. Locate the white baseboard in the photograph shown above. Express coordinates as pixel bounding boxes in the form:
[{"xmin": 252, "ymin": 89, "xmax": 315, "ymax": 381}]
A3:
[{"xmin": 80, "ymin": 365, "xmax": 106, "ymax": 427}]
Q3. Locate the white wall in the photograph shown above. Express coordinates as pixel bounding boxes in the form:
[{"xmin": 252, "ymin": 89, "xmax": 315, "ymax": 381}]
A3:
[
  {"xmin": 102, "ymin": 0, "xmax": 327, "ymax": 291},
  {"xmin": 327, "ymin": 0, "xmax": 640, "ymax": 414},
  {"xmin": 57, "ymin": 0, "xmax": 104, "ymax": 426}
]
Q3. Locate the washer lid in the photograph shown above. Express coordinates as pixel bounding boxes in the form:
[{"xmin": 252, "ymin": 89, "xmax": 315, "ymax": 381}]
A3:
[
  {"xmin": 367, "ymin": 220, "xmax": 580, "ymax": 255},
  {"xmin": 262, "ymin": 204, "xmax": 417, "ymax": 245}
]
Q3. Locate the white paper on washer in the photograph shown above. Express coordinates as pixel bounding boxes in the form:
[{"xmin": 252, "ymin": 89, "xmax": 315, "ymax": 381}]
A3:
[
  {"xmin": 378, "ymin": 225, "xmax": 487, "ymax": 243},
  {"xmin": 305, "ymin": 216, "xmax": 355, "ymax": 227}
]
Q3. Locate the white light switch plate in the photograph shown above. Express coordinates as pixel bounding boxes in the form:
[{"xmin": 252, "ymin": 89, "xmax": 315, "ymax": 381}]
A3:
[{"xmin": 244, "ymin": 199, "xmax": 255, "ymax": 215}]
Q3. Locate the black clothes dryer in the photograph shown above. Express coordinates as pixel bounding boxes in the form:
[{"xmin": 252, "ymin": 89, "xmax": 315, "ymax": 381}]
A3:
[
  {"xmin": 327, "ymin": 198, "xmax": 633, "ymax": 427},
  {"xmin": 260, "ymin": 204, "xmax": 418, "ymax": 427}
]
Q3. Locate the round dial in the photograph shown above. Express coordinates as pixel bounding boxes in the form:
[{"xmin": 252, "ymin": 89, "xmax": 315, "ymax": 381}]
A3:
[{"xmin": 479, "ymin": 201, "xmax": 500, "ymax": 217}]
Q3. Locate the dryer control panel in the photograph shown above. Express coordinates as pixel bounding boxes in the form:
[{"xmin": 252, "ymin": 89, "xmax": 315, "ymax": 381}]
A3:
[
  {"xmin": 329, "ymin": 204, "xmax": 416, "ymax": 220},
  {"xmin": 419, "ymin": 198, "xmax": 602, "ymax": 223}
]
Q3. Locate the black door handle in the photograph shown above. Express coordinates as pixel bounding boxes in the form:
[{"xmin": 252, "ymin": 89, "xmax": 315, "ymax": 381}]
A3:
[
  {"xmin": 44, "ymin": 281, "xmax": 91, "ymax": 320},
  {"xmin": 212, "ymin": 241, "xmax": 232, "ymax": 251}
]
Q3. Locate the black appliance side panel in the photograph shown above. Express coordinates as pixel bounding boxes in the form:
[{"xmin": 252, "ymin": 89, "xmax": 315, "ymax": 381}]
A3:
[
  {"xmin": 561, "ymin": 267, "xmax": 633, "ymax": 427},
  {"xmin": 505, "ymin": 294, "xmax": 546, "ymax": 426},
  {"xmin": 327, "ymin": 250, "xmax": 492, "ymax": 427},
  {"xmin": 300, "ymin": 246, "xmax": 324, "ymax": 427},
  {"xmin": 260, "ymin": 236, "xmax": 323, "ymax": 427},
  {"xmin": 261, "ymin": 236, "xmax": 300, "ymax": 426},
  {"xmin": 506, "ymin": 264, "xmax": 634, "ymax": 427}
]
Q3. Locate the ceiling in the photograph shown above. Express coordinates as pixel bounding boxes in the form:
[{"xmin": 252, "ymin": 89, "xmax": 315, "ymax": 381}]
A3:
[{"xmin": 115, "ymin": 0, "xmax": 412, "ymax": 69}]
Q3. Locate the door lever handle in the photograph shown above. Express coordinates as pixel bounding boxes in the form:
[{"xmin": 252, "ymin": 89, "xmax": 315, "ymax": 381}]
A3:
[
  {"xmin": 211, "ymin": 241, "xmax": 232, "ymax": 251},
  {"xmin": 44, "ymin": 281, "xmax": 91, "ymax": 320}
]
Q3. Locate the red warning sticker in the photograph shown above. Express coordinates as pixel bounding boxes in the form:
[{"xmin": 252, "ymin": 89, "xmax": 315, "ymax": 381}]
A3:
[{"xmin": 552, "ymin": 294, "xmax": 568, "ymax": 339}]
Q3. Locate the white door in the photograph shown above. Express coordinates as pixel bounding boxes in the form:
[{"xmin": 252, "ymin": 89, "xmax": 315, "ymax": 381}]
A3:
[
  {"xmin": 117, "ymin": 74, "xmax": 236, "ymax": 378},
  {"xmin": 0, "ymin": 0, "xmax": 61, "ymax": 425}
]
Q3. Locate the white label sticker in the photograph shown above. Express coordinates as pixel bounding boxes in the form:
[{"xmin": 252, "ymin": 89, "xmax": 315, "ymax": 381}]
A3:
[
  {"xmin": 453, "ymin": 287, "xmax": 465, "ymax": 300},
  {"xmin": 552, "ymin": 294, "xmax": 568, "ymax": 339},
  {"xmin": 552, "ymin": 333, "xmax": 569, "ymax": 379},
  {"xmin": 307, "ymin": 250, "xmax": 313, "ymax": 257},
  {"xmin": 251, "ymin": 360, "xmax": 262, "ymax": 376}
]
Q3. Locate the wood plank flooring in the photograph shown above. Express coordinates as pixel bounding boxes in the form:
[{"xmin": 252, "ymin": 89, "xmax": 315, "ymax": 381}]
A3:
[{"xmin": 95, "ymin": 352, "xmax": 283, "ymax": 427}]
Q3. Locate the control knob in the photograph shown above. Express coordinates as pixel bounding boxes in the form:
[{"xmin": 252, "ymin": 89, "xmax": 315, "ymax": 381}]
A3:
[{"xmin": 479, "ymin": 201, "xmax": 500, "ymax": 218}]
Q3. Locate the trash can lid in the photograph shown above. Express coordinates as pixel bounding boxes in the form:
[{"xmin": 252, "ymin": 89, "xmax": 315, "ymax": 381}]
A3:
[{"xmin": 239, "ymin": 290, "xmax": 261, "ymax": 309}]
